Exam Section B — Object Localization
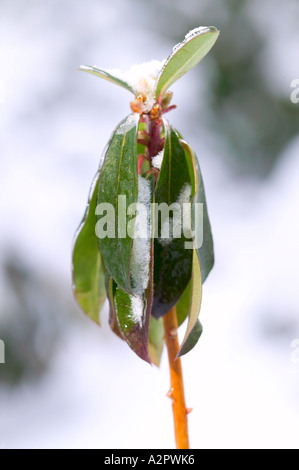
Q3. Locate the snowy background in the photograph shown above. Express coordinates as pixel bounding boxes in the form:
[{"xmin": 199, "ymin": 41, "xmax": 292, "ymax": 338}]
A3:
[{"xmin": 0, "ymin": 0, "xmax": 299, "ymax": 449}]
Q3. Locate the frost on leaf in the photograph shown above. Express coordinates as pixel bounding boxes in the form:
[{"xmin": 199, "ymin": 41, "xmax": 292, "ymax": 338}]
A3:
[
  {"xmin": 118, "ymin": 60, "xmax": 165, "ymax": 112},
  {"xmin": 76, "ymin": 26, "xmax": 218, "ymax": 362},
  {"xmin": 155, "ymin": 26, "xmax": 219, "ymax": 98},
  {"xmin": 151, "ymin": 150, "xmax": 164, "ymax": 170}
]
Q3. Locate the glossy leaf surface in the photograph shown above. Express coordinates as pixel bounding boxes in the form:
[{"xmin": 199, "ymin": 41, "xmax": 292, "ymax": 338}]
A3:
[
  {"xmin": 97, "ymin": 114, "xmax": 139, "ymax": 293},
  {"xmin": 152, "ymin": 123, "xmax": 193, "ymax": 319},
  {"xmin": 114, "ymin": 284, "xmax": 151, "ymax": 363},
  {"xmin": 106, "ymin": 275, "xmax": 123, "ymax": 339},
  {"xmin": 176, "ymin": 280, "xmax": 192, "ymax": 327},
  {"xmin": 148, "ymin": 317, "xmax": 165, "ymax": 367},
  {"xmin": 106, "ymin": 174, "xmax": 155, "ymax": 363},
  {"xmin": 178, "ymin": 319, "xmax": 203, "ymax": 357},
  {"xmin": 155, "ymin": 27, "xmax": 219, "ymax": 98},
  {"xmin": 177, "ymin": 249, "xmax": 202, "ymax": 357},
  {"xmin": 80, "ymin": 65, "xmax": 135, "ymax": 94},
  {"xmin": 181, "ymin": 140, "xmax": 214, "ymax": 282}
]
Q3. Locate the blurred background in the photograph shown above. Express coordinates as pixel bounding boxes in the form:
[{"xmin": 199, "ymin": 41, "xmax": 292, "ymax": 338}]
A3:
[{"xmin": 0, "ymin": 0, "xmax": 299, "ymax": 449}]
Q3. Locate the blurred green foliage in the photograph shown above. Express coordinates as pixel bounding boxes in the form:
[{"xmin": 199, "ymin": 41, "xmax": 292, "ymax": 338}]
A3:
[{"xmin": 0, "ymin": 257, "xmax": 74, "ymax": 386}]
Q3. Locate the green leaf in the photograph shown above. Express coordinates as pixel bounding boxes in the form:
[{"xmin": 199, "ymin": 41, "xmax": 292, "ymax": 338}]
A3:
[
  {"xmin": 106, "ymin": 274, "xmax": 153, "ymax": 363},
  {"xmin": 105, "ymin": 174, "xmax": 155, "ymax": 363},
  {"xmin": 72, "ymin": 170, "xmax": 106, "ymax": 324},
  {"xmin": 155, "ymin": 26, "xmax": 219, "ymax": 98},
  {"xmin": 113, "ymin": 284, "xmax": 151, "ymax": 363},
  {"xmin": 97, "ymin": 114, "xmax": 139, "ymax": 294},
  {"xmin": 180, "ymin": 140, "xmax": 214, "ymax": 282},
  {"xmin": 178, "ymin": 320, "xmax": 203, "ymax": 357},
  {"xmin": 176, "ymin": 280, "xmax": 192, "ymax": 327},
  {"xmin": 152, "ymin": 123, "xmax": 193, "ymax": 319},
  {"xmin": 80, "ymin": 65, "xmax": 135, "ymax": 94},
  {"xmin": 177, "ymin": 249, "xmax": 202, "ymax": 357},
  {"xmin": 175, "ymin": 137, "xmax": 214, "ymax": 356},
  {"xmin": 106, "ymin": 275, "xmax": 124, "ymax": 339},
  {"xmin": 148, "ymin": 317, "xmax": 165, "ymax": 367}
]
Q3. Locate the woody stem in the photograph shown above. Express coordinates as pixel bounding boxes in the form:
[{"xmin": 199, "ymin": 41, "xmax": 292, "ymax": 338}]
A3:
[
  {"xmin": 145, "ymin": 114, "xmax": 163, "ymax": 162},
  {"xmin": 163, "ymin": 306, "xmax": 190, "ymax": 449}
]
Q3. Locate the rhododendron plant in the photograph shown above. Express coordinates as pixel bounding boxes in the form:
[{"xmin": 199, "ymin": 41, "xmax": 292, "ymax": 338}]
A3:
[{"xmin": 72, "ymin": 26, "xmax": 219, "ymax": 449}]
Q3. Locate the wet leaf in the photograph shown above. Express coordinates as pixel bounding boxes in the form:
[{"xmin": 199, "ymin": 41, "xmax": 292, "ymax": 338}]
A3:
[
  {"xmin": 80, "ymin": 65, "xmax": 135, "ymax": 94},
  {"xmin": 72, "ymin": 170, "xmax": 106, "ymax": 324},
  {"xmin": 148, "ymin": 317, "xmax": 165, "ymax": 367},
  {"xmin": 113, "ymin": 284, "xmax": 151, "ymax": 363},
  {"xmin": 180, "ymin": 140, "xmax": 214, "ymax": 282},
  {"xmin": 155, "ymin": 26, "xmax": 219, "ymax": 98},
  {"xmin": 106, "ymin": 273, "xmax": 152, "ymax": 363},
  {"xmin": 177, "ymin": 249, "xmax": 202, "ymax": 357},
  {"xmin": 106, "ymin": 174, "xmax": 155, "ymax": 363},
  {"xmin": 97, "ymin": 114, "xmax": 139, "ymax": 293},
  {"xmin": 106, "ymin": 275, "xmax": 124, "ymax": 339},
  {"xmin": 178, "ymin": 319, "xmax": 203, "ymax": 357},
  {"xmin": 176, "ymin": 280, "xmax": 191, "ymax": 326},
  {"xmin": 152, "ymin": 123, "xmax": 193, "ymax": 319}
]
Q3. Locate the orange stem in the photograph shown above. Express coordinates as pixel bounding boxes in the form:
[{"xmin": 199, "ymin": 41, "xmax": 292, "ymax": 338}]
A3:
[{"xmin": 163, "ymin": 306, "xmax": 190, "ymax": 449}]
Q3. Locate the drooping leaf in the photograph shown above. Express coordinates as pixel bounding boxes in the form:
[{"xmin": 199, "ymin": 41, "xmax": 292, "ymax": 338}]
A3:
[
  {"xmin": 97, "ymin": 114, "xmax": 139, "ymax": 293},
  {"xmin": 152, "ymin": 123, "xmax": 193, "ymax": 319},
  {"xmin": 148, "ymin": 317, "xmax": 165, "ymax": 367},
  {"xmin": 106, "ymin": 275, "xmax": 124, "ymax": 339},
  {"xmin": 176, "ymin": 280, "xmax": 192, "ymax": 326},
  {"xmin": 113, "ymin": 284, "xmax": 151, "ymax": 363},
  {"xmin": 178, "ymin": 319, "xmax": 203, "ymax": 357},
  {"xmin": 155, "ymin": 26, "xmax": 219, "ymax": 98},
  {"xmin": 180, "ymin": 140, "xmax": 214, "ymax": 282},
  {"xmin": 105, "ymin": 174, "xmax": 155, "ymax": 363},
  {"xmin": 72, "ymin": 170, "xmax": 106, "ymax": 324},
  {"xmin": 177, "ymin": 249, "xmax": 202, "ymax": 357},
  {"xmin": 175, "ymin": 266, "xmax": 204, "ymax": 355},
  {"xmin": 106, "ymin": 267, "xmax": 153, "ymax": 364},
  {"xmin": 80, "ymin": 65, "xmax": 135, "ymax": 94},
  {"xmin": 175, "ymin": 137, "xmax": 214, "ymax": 355}
]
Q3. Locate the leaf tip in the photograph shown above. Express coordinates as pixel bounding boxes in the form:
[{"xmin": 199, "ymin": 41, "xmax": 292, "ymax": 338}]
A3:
[{"xmin": 79, "ymin": 65, "xmax": 90, "ymax": 72}]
